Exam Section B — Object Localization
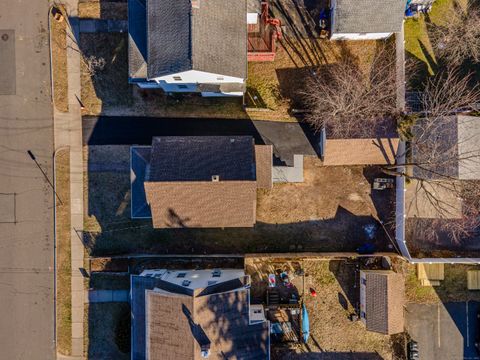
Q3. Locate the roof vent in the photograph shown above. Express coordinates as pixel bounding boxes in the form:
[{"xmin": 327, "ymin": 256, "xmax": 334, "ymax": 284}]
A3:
[
  {"xmin": 182, "ymin": 280, "xmax": 191, "ymax": 287},
  {"xmin": 212, "ymin": 175, "xmax": 220, "ymax": 182}
]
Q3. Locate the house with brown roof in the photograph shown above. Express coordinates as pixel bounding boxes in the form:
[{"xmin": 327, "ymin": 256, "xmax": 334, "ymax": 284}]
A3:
[
  {"xmin": 130, "ymin": 136, "xmax": 272, "ymax": 228},
  {"xmin": 131, "ymin": 269, "xmax": 270, "ymax": 360},
  {"xmin": 359, "ymin": 270, "xmax": 404, "ymax": 335}
]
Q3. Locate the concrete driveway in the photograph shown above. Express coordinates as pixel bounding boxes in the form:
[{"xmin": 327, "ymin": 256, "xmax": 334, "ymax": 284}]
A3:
[
  {"xmin": 406, "ymin": 302, "xmax": 480, "ymax": 360},
  {"xmin": 82, "ymin": 116, "xmax": 319, "ymax": 166}
]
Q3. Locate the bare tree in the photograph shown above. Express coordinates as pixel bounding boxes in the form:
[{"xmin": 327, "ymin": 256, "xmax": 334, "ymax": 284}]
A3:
[
  {"xmin": 429, "ymin": 1, "xmax": 480, "ymax": 65},
  {"xmin": 388, "ymin": 69, "xmax": 480, "ymax": 245},
  {"xmin": 302, "ymin": 44, "xmax": 398, "ymax": 138}
]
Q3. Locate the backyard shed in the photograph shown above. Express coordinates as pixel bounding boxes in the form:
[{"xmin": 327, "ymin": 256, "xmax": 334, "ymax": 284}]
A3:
[{"xmin": 359, "ymin": 270, "xmax": 405, "ymax": 334}]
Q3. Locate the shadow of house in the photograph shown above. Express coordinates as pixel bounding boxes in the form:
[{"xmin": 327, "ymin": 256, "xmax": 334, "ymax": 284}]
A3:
[{"xmin": 278, "ymin": 351, "xmax": 385, "ymax": 359}]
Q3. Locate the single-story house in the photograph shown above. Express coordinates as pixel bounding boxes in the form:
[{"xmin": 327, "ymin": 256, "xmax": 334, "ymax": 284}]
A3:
[
  {"xmin": 359, "ymin": 270, "xmax": 405, "ymax": 335},
  {"xmin": 130, "ymin": 136, "xmax": 273, "ymax": 228},
  {"xmin": 329, "ymin": 0, "xmax": 407, "ymax": 40},
  {"xmin": 128, "ymin": 0, "xmax": 281, "ymax": 96},
  {"xmin": 131, "ymin": 269, "xmax": 270, "ymax": 360}
]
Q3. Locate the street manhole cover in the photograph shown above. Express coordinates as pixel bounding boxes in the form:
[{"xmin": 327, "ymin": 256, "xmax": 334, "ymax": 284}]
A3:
[{"xmin": 1, "ymin": 33, "xmax": 9, "ymax": 41}]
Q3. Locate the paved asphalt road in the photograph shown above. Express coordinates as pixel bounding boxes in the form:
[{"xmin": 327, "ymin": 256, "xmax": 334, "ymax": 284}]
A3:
[
  {"xmin": 83, "ymin": 116, "xmax": 319, "ymax": 166},
  {"xmin": 0, "ymin": 1, "xmax": 55, "ymax": 359},
  {"xmin": 406, "ymin": 302, "xmax": 480, "ymax": 360}
]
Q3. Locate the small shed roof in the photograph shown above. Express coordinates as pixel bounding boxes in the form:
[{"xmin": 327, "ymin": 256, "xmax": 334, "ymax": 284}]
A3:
[
  {"xmin": 331, "ymin": 0, "xmax": 406, "ymax": 34},
  {"xmin": 362, "ymin": 270, "xmax": 404, "ymax": 335},
  {"xmin": 323, "ymin": 138, "xmax": 399, "ymax": 166}
]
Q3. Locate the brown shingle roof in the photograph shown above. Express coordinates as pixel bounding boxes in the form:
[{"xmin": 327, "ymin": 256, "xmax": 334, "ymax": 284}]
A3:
[
  {"xmin": 145, "ymin": 181, "xmax": 257, "ymax": 228},
  {"xmin": 363, "ymin": 270, "xmax": 404, "ymax": 335},
  {"xmin": 324, "ymin": 138, "xmax": 399, "ymax": 166},
  {"xmin": 146, "ymin": 288, "xmax": 270, "ymax": 360},
  {"xmin": 254, "ymin": 145, "xmax": 273, "ymax": 189},
  {"xmin": 147, "ymin": 292, "xmax": 195, "ymax": 360}
]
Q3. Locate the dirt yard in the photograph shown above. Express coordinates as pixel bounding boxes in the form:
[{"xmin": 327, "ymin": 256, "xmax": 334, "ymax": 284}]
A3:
[
  {"xmin": 83, "ymin": 146, "xmax": 394, "ymax": 255},
  {"xmin": 245, "ymin": 258, "xmax": 405, "ymax": 360}
]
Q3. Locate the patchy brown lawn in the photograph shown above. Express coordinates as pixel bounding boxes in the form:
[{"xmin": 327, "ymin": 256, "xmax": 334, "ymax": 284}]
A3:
[
  {"xmin": 402, "ymin": 263, "xmax": 480, "ymax": 304},
  {"xmin": 245, "ymin": 258, "xmax": 404, "ymax": 359},
  {"xmin": 80, "ymin": 33, "xmax": 132, "ymax": 113},
  {"xmin": 50, "ymin": 6, "xmax": 68, "ymax": 112},
  {"xmin": 83, "ymin": 147, "xmax": 393, "ymax": 256},
  {"xmin": 55, "ymin": 149, "xmax": 71, "ymax": 355},
  {"xmin": 78, "ymin": 1, "xmax": 128, "ymax": 20},
  {"xmin": 247, "ymin": 39, "xmax": 381, "ymax": 117}
]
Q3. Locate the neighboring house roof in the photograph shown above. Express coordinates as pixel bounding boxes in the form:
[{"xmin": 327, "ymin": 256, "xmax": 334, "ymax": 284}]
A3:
[
  {"xmin": 457, "ymin": 115, "xmax": 480, "ymax": 180},
  {"xmin": 128, "ymin": 0, "xmax": 247, "ymax": 80},
  {"xmin": 405, "ymin": 179, "xmax": 463, "ymax": 219},
  {"xmin": 128, "ymin": 0, "xmax": 148, "ymax": 79},
  {"xmin": 331, "ymin": 0, "xmax": 406, "ymax": 34},
  {"xmin": 134, "ymin": 136, "xmax": 272, "ymax": 228},
  {"xmin": 323, "ymin": 138, "xmax": 399, "ymax": 166},
  {"xmin": 412, "ymin": 115, "xmax": 480, "ymax": 180},
  {"xmin": 131, "ymin": 275, "xmax": 269, "ymax": 360},
  {"xmin": 362, "ymin": 270, "xmax": 404, "ymax": 335}
]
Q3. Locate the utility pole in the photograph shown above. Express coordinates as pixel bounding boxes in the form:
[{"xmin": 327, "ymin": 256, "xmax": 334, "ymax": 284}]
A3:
[{"xmin": 27, "ymin": 150, "xmax": 63, "ymax": 205}]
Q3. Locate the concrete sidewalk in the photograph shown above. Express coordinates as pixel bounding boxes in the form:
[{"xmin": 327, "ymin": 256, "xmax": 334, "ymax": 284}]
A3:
[{"xmin": 53, "ymin": 2, "xmax": 85, "ymax": 358}]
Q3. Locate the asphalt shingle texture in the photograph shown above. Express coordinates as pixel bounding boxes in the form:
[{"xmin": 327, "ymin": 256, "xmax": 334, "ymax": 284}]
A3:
[
  {"xmin": 148, "ymin": 136, "xmax": 255, "ymax": 182},
  {"xmin": 332, "ymin": 0, "xmax": 406, "ymax": 34}
]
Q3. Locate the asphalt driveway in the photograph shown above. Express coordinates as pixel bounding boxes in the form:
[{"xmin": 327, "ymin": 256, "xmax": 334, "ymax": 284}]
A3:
[
  {"xmin": 406, "ymin": 302, "xmax": 480, "ymax": 360},
  {"xmin": 82, "ymin": 116, "xmax": 319, "ymax": 166}
]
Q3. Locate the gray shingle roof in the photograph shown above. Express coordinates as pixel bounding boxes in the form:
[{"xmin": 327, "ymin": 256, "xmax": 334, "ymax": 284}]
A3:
[
  {"xmin": 148, "ymin": 136, "xmax": 255, "ymax": 182},
  {"xmin": 332, "ymin": 0, "xmax": 406, "ymax": 34},
  {"xmin": 141, "ymin": 0, "xmax": 247, "ymax": 79},
  {"xmin": 363, "ymin": 271, "xmax": 404, "ymax": 335},
  {"xmin": 128, "ymin": 0, "xmax": 148, "ymax": 79},
  {"xmin": 130, "ymin": 146, "xmax": 152, "ymax": 218},
  {"xmin": 457, "ymin": 115, "xmax": 480, "ymax": 180},
  {"xmin": 412, "ymin": 115, "xmax": 480, "ymax": 180}
]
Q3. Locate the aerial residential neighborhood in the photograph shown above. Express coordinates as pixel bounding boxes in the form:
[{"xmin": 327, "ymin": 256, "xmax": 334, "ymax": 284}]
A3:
[{"xmin": 1, "ymin": 0, "xmax": 480, "ymax": 359}]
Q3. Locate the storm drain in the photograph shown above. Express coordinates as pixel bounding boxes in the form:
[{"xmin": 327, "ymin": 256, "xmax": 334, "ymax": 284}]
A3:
[{"xmin": 0, "ymin": 30, "xmax": 16, "ymax": 95}]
